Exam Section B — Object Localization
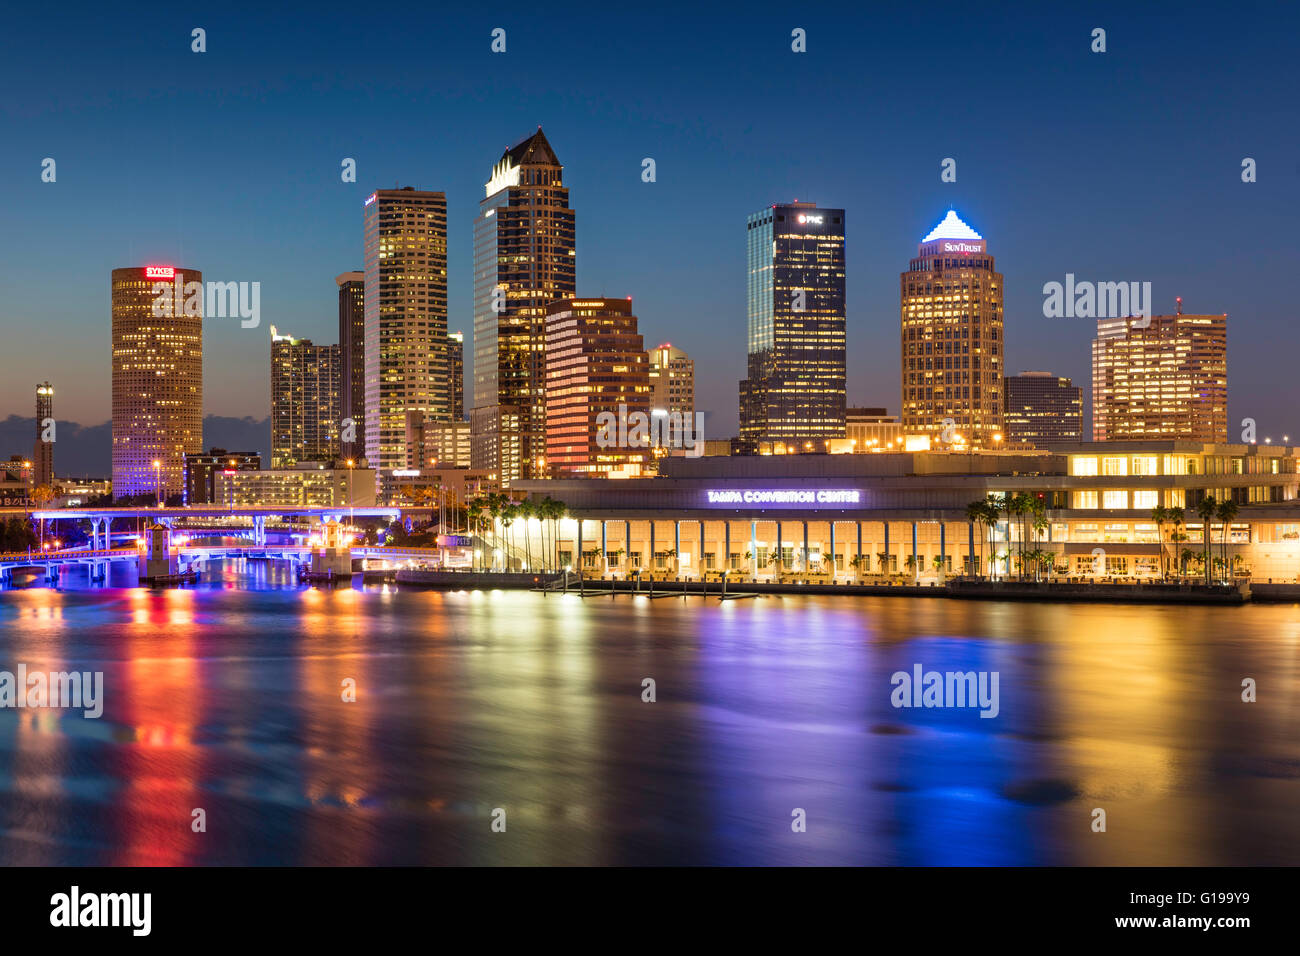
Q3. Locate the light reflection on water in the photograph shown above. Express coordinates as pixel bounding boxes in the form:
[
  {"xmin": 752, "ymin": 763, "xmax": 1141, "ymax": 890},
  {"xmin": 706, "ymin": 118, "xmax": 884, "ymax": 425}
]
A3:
[{"xmin": 0, "ymin": 559, "xmax": 1297, "ymax": 865}]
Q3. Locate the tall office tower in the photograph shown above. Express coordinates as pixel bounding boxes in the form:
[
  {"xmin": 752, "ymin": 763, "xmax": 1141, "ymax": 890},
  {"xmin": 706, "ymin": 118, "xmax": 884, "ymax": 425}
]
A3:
[
  {"xmin": 544, "ymin": 297, "xmax": 651, "ymax": 478},
  {"xmin": 270, "ymin": 326, "xmax": 342, "ymax": 467},
  {"xmin": 1003, "ymin": 371, "xmax": 1084, "ymax": 448},
  {"xmin": 900, "ymin": 210, "xmax": 1004, "ymax": 447},
  {"xmin": 449, "ymin": 330, "xmax": 464, "ymax": 421},
  {"xmin": 111, "ymin": 265, "xmax": 203, "ymax": 498},
  {"xmin": 1092, "ymin": 303, "xmax": 1227, "ymax": 442},
  {"xmin": 363, "ymin": 188, "xmax": 449, "ymax": 472},
  {"xmin": 472, "ymin": 128, "xmax": 576, "ymax": 484},
  {"xmin": 33, "ymin": 382, "xmax": 54, "ymax": 487},
  {"xmin": 648, "ymin": 343, "xmax": 695, "ymax": 419},
  {"xmin": 337, "ymin": 271, "xmax": 365, "ymax": 461},
  {"xmin": 738, "ymin": 201, "xmax": 846, "ymax": 448}
]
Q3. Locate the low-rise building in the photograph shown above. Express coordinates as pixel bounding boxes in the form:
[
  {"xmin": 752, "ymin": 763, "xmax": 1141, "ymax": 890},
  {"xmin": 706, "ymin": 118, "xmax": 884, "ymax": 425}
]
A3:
[
  {"xmin": 512, "ymin": 441, "xmax": 1300, "ymax": 581},
  {"xmin": 214, "ymin": 463, "xmax": 375, "ymax": 508}
]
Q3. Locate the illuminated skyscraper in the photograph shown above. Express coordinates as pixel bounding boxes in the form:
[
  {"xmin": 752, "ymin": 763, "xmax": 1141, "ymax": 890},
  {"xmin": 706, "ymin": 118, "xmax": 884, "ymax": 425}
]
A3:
[
  {"xmin": 33, "ymin": 382, "xmax": 53, "ymax": 488},
  {"xmin": 1004, "ymin": 371, "xmax": 1083, "ymax": 448},
  {"xmin": 363, "ymin": 188, "xmax": 449, "ymax": 472},
  {"xmin": 648, "ymin": 344, "xmax": 694, "ymax": 420},
  {"xmin": 544, "ymin": 297, "xmax": 650, "ymax": 478},
  {"xmin": 1092, "ymin": 304, "xmax": 1227, "ymax": 442},
  {"xmin": 270, "ymin": 326, "xmax": 341, "ymax": 467},
  {"xmin": 739, "ymin": 201, "xmax": 846, "ymax": 447},
  {"xmin": 900, "ymin": 211, "xmax": 1004, "ymax": 447},
  {"xmin": 449, "ymin": 330, "xmax": 464, "ymax": 421},
  {"xmin": 337, "ymin": 271, "xmax": 365, "ymax": 461},
  {"xmin": 471, "ymin": 128, "xmax": 576, "ymax": 483},
  {"xmin": 111, "ymin": 266, "xmax": 202, "ymax": 498}
]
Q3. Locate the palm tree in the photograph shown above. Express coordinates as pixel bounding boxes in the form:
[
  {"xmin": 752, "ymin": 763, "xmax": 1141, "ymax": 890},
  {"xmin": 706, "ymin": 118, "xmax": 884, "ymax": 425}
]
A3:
[
  {"xmin": 986, "ymin": 494, "xmax": 1008, "ymax": 579},
  {"xmin": 517, "ymin": 497, "xmax": 534, "ymax": 569},
  {"xmin": 1217, "ymin": 498, "xmax": 1239, "ymax": 581},
  {"xmin": 1195, "ymin": 495, "xmax": 1218, "ymax": 586},
  {"xmin": 1150, "ymin": 505, "xmax": 1168, "ymax": 579},
  {"xmin": 1031, "ymin": 502, "xmax": 1049, "ymax": 572},
  {"xmin": 30, "ymin": 484, "xmax": 55, "ymax": 549},
  {"xmin": 877, "ymin": 551, "xmax": 890, "ymax": 578},
  {"xmin": 965, "ymin": 501, "xmax": 986, "ymax": 578},
  {"xmin": 1168, "ymin": 507, "xmax": 1186, "ymax": 579},
  {"xmin": 1008, "ymin": 493, "xmax": 1033, "ymax": 580}
]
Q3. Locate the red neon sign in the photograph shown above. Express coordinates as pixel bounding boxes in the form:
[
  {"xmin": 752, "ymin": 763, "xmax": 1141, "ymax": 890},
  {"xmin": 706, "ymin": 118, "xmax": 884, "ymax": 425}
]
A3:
[{"xmin": 144, "ymin": 265, "xmax": 175, "ymax": 279}]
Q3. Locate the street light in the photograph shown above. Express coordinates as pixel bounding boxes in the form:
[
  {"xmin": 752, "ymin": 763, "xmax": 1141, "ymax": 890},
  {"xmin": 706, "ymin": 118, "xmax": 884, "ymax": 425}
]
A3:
[
  {"xmin": 346, "ymin": 459, "xmax": 355, "ymax": 529},
  {"xmin": 152, "ymin": 460, "xmax": 162, "ymax": 507}
]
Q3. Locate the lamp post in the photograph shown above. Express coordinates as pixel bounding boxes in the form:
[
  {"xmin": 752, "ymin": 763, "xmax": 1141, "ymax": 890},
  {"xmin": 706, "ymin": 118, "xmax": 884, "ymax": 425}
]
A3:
[
  {"xmin": 346, "ymin": 459, "xmax": 355, "ymax": 530},
  {"xmin": 152, "ymin": 459, "xmax": 162, "ymax": 507}
]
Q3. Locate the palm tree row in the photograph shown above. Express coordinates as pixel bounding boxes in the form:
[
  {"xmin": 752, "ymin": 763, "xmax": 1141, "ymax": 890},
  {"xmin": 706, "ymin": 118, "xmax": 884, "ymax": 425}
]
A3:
[
  {"xmin": 1193, "ymin": 495, "xmax": 1241, "ymax": 585},
  {"xmin": 463, "ymin": 493, "xmax": 568, "ymax": 571}
]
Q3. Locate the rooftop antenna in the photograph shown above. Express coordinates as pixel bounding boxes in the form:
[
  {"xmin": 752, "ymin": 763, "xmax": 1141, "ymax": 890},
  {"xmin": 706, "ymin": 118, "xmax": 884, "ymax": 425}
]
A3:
[{"xmin": 1176, "ymin": 296, "xmax": 1183, "ymax": 315}]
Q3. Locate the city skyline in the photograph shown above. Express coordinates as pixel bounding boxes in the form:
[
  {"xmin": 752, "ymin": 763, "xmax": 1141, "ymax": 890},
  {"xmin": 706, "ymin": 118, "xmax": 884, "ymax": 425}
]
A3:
[{"xmin": 4, "ymin": 4, "xmax": 1296, "ymax": 446}]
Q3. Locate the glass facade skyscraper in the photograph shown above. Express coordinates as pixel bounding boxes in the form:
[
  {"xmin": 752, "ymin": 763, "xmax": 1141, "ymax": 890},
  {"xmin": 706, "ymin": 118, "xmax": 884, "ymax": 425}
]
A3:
[
  {"xmin": 471, "ymin": 127, "xmax": 576, "ymax": 484},
  {"xmin": 739, "ymin": 201, "xmax": 846, "ymax": 447},
  {"xmin": 337, "ymin": 271, "xmax": 365, "ymax": 461}
]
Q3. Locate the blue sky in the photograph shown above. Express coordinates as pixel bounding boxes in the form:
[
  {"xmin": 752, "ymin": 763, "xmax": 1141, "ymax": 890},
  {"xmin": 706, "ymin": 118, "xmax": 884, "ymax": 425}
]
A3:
[{"xmin": 3, "ymin": 0, "xmax": 1298, "ymax": 461}]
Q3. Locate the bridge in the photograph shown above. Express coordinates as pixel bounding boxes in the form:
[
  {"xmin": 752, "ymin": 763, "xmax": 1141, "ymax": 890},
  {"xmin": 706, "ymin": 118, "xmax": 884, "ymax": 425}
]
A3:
[
  {"xmin": 0, "ymin": 541, "xmax": 462, "ymax": 586},
  {"xmin": 14, "ymin": 505, "xmax": 403, "ymax": 549}
]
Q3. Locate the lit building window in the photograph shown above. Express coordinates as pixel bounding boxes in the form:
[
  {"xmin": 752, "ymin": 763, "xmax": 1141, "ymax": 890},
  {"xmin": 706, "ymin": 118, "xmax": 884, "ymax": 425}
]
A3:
[{"xmin": 1071, "ymin": 456, "xmax": 1099, "ymax": 476}]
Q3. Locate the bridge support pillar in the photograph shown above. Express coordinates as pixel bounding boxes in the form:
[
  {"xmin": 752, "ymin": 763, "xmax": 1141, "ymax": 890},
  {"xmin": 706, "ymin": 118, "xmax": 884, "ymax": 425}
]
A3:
[{"xmin": 253, "ymin": 515, "xmax": 266, "ymax": 547}]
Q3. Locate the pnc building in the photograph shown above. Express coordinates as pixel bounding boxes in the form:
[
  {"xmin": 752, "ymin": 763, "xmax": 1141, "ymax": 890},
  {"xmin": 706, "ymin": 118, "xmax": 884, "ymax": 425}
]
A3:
[
  {"xmin": 739, "ymin": 201, "xmax": 846, "ymax": 448},
  {"xmin": 900, "ymin": 211, "xmax": 1004, "ymax": 448},
  {"xmin": 111, "ymin": 265, "xmax": 203, "ymax": 499}
]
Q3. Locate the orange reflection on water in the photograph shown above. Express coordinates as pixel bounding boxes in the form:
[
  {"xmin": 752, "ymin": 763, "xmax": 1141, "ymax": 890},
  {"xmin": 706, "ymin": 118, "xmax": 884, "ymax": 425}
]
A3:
[{"xmin": 116, "ymin": 589, "xmax": 204, "ymax": 865}]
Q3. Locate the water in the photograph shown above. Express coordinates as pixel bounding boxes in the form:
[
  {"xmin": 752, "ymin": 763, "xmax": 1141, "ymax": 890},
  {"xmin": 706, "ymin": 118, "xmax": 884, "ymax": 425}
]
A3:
[{"xmin": 1, "ymin": 559, "xmax": 1298, "ymax": 865}]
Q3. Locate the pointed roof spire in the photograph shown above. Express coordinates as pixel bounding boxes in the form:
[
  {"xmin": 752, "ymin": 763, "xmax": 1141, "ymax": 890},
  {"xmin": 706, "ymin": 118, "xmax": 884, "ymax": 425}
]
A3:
[{"xmin": 922, "ymin": 210, "xmax": 982, "ymax": 242}]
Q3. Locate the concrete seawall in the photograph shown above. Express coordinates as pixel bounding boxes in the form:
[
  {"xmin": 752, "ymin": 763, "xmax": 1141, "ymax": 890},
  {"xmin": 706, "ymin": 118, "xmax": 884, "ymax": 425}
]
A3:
[{"xmin": 393, "ymin": 570, "xmax": 1257, "ymax": 604}]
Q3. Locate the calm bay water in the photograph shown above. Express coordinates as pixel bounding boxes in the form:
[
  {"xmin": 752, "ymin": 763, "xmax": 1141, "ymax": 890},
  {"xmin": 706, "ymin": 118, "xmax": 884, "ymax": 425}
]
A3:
[{"xmin": 0, "ymin": 559, "xmax": 1297, "ymax": 865}]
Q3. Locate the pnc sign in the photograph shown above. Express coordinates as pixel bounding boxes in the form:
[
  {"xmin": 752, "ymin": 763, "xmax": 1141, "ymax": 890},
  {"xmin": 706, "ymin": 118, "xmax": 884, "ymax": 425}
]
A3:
[
  {"xmin": 797, "ymin": 213, "xmax": 824, "ymax": 225},
  {"xmin": 144, "ymin": 265, "xmax": 175, "ymax": 279}
]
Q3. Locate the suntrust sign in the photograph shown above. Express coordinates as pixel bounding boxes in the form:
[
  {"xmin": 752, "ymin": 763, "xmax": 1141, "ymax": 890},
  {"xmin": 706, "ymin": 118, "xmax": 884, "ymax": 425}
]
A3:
[
  {"xmin": 705, "ymin": 489, "xmax": 861, "ymax": 506},
  {"xmin": 942, "ymin": 241, "xmax": 984, "ymax": 254}
]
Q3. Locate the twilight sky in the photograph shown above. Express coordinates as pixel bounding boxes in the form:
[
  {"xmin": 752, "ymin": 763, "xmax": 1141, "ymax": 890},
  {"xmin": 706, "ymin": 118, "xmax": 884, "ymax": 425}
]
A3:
[{"xmin": 2, "ymin": 0, "xmax": 1298, "ymax": 460}]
